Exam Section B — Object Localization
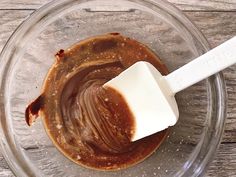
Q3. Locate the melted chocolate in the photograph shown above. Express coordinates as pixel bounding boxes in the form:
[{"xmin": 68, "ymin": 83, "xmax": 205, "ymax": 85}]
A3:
[{"xmin": 26, "ymin": 33, "xmax": 169, "ymax": 170}]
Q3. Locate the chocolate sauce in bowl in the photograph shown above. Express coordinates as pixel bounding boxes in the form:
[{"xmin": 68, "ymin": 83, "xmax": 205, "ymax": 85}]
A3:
[{"xmin": 26, "ymin": 33, "xmax": 169, "ymax": 170}]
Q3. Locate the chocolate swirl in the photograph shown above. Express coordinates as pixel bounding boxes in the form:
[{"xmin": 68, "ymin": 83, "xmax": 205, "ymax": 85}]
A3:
[
  {"xmin": 26, "ymin": 33, "xmax": 169, "ymax": 170},
  {"xmin": 60, "ymin": 61, "xmax": 134, "ymax": 154}
]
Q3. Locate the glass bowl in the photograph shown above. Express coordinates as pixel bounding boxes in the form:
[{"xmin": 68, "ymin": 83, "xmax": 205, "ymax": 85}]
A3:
[{"xmin": 0, "ymin": 0, "xmax": 226, "ymax": 177}]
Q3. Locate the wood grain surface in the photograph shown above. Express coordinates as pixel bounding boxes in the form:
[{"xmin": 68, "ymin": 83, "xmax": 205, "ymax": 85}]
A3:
[
  {"xmin": 0, "ymin": 0, "xmax": 235, "ymax": 177},
  {"xmin": 0, "ymin": 0, "xmax": 235, "ymax": 11}
]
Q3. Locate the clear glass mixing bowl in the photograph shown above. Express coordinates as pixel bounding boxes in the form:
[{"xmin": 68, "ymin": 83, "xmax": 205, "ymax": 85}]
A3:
[{"xmin": 0, "ymin": 0, "xmax": 226, "ymax": 177}]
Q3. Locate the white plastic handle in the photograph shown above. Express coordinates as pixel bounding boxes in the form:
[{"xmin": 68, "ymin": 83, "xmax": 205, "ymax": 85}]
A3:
[{"xmin": 165, "ymin": 36, "xmax": 236, "ymax": 94}]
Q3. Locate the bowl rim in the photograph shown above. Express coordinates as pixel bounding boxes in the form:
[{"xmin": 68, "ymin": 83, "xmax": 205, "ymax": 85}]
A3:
[{"xmin": 0, "ymin": 0, "xmax": 226, "ymax": 177}]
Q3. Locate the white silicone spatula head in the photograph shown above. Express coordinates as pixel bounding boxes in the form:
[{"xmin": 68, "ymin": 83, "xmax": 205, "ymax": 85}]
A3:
[
  {"xmin": 104, "ymin": 62, "xmax": 179, "ymax": 141},
  {"xmin": 104, "ymin": 36, "xmax": 236, "ymax": 142}
]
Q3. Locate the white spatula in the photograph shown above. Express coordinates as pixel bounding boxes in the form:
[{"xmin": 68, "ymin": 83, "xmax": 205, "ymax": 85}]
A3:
[{"xmin": 103, "ymin": 36, "xmax": 236, "ymax": 142}]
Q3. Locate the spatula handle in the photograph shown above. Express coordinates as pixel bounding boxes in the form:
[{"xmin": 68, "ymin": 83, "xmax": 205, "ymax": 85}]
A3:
[{"xmin": 165, "ymin": 36, "xmax": 236, "ymax": 94}]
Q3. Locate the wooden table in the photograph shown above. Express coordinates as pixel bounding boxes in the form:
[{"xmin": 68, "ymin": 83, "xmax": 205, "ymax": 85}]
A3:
[{"xmin": 0, "ymin": 0, "xmax": 235, "ymax": 176}]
